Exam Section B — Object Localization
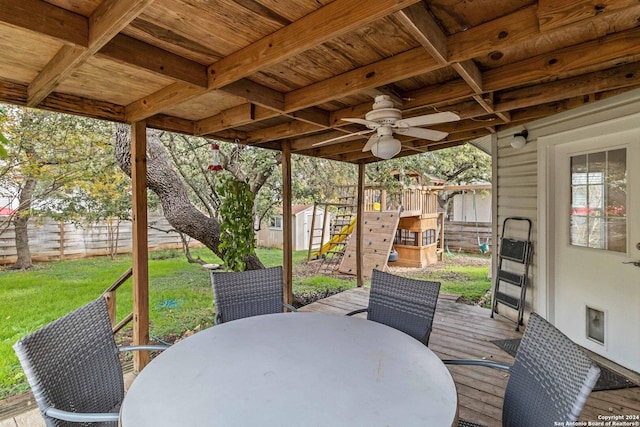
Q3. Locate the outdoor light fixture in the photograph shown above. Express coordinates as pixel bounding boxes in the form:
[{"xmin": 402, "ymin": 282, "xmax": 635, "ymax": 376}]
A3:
[
  {"xmin": 371, "ymin": 134, "xmax": 402, "ymax": 160},
  {"xmin": 511, "ymin": 130, "xmax": 528, "ymax": 149}
]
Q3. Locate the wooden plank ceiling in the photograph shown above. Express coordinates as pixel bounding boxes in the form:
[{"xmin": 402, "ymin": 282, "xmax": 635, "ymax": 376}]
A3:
[{"xmin": 1, "ymin": 0, "xmax": 640, "ymax": 163}]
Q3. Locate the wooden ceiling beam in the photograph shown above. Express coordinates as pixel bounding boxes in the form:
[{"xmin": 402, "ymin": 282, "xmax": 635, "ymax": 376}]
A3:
[
  {"xmin": 538, "ymin": 0, "xmax": 638, "ymax": 32},
  {"xmin": 448, "ymin": 5, "xmax": 539, "ymax": 63},
  {"xmin": 0, "ymin": 0, "xmax": 87, "ymax": 47},
  {"xmin": 27, "ymin": 0, "xmax": 154, "ymax": 107},
  {"xmin": 97, "ymin": 34, "xmax": 208, "ymax": 87},
  {"xmin": 483, "ymin": 27, "xmax": 640, "ymax": 92},
  {"xmin": 126, "ymin": 82, "xmax": 204, "ymax": 122},
  {"xmin": 394, "ymin": 4, "xmax": 447, "ymax": 64},
  {"xmin": 196, "ymin": 103, "xmax": 257, "ymax": 136},
  {"xmin": 403, "ymin": 25, "xmax": 640, "ymax": 114},
  {"xmin": 220, "ymin": 80, "xmax": 285, "ymax": 111},
  {"xmin": 285, "ymin": 48, "xmax": 440, "ymax": 112},
  {"xmin": 207, "ymin": 0, "xmax": 422, "ymax": 90},
  {"xmin": 495, "ymin": 61, "xmax": 640, "ymax": 112},
  {"xmin": 396, "ymin": 4, "xmax": 498, "ymax": 121},
  {"xmin": 246, "ymin": 121, "xmax": 325, "ymax": 144},
  {"xmin": 285, "ymin": 107, "xmax": 331, "ymax": 128}
]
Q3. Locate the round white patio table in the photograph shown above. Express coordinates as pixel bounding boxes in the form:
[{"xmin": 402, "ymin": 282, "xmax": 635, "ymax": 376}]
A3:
[{"xmin": 119, "ymin": 312, "xmax": 458, "ymax": 427}]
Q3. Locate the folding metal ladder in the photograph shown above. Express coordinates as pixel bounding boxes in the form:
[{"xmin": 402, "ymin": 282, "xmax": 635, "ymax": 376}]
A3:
[{"xmin": 491, "ymin": 217, "xmax": 533, "ymax": 331}]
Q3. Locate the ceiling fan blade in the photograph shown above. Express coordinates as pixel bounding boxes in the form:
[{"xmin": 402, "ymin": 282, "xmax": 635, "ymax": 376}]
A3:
[
  {"xmin": 312, "ymin": 129, "xmax": 374, "ymax": 147},
  {"xmin": 362, "ymin": 134, "xmax": 378, "ymax": 152},
  {"xmin": 342, "ymin": 118, "xmax": 380, "ymax": 128},
  {"xmin": 396, "ymin": 126, "xmax": 449, "ymax": 141},
  {"xmin": 395, "ymin": 111, "xmax": 460, "ymax": 127}
]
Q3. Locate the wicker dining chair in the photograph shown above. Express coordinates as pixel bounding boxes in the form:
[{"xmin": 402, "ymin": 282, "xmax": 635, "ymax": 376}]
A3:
[
  {"xmin": 443, "ymin": 312, "xmax": 601, "ymax": 427},
  {"xmin": 346, "ymin": 269, "xmax": 441, "ymax": 346},
  {"xmin": 211, "ymin": 266, "xmax": 297, "ymax": 324},
  {"xmin": 13, "ymin": 297, "xmax": 168, "ymax": 427}
]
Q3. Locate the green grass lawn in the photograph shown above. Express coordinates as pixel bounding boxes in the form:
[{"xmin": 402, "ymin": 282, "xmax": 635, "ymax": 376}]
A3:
[{"xmin": 0, "ymin": 248, "xmax": 489, "ymax": 399}]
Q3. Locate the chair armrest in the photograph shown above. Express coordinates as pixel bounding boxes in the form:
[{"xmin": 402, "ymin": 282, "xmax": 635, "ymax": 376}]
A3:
[
  {"xmin": 442, "ymin": 359, "xmax": 511, "ymax": 371},
  {"xmin": 118, "ymin": 344, "xmax": 170, "ymax": 353},
  {"xmin": 345, "ymin": 308, "xmax": 368, "ymax": 316},
  {"xmin": 45, "ymin": 407, "xmax": 119, "ymax": 423},
  {"xmin": 283, "ymin": 302, "xmax": 298, "ymax": 312}
]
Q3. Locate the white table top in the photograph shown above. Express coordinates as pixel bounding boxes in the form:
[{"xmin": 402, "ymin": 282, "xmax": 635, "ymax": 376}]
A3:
[{"xmin": 120, "ymin": 312, "xmax": 458, "ymax": 427}]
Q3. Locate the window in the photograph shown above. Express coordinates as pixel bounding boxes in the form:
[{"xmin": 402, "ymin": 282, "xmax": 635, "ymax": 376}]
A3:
[
  {"xmin": 269, "ymin": 216, "xmax": 283, "ymax": 230},
  {"xmin": 422, "ymin": 229, "xmax": 436, "ymax": 245},
  {"xmin": 395, "ymin": 229, "xmax": 418, "ymax": 246},
  {"xmin": 570, "ymin": 148, "xmax": 626, "ymax": 252}
]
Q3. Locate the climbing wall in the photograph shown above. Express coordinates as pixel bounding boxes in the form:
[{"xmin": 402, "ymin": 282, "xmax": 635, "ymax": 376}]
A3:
[{"xmin": 338, "ymin": 210, "xmax": 400, "ymax": 278}]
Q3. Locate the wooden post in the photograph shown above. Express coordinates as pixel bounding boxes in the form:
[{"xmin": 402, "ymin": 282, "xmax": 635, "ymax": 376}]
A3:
[
  {"xmin": 281, "ymin": 140, "xmax": 293, "ymax": 306},
  {"xmin": 356, "ymin": 162, "xmax": 366, "ymax": 287},
  {"xmin": 58, "ymin": 222, "xmax": 65, "ymax": 260},
  {"xmin": 104, "ymin": 291, "xmax": 116, "ymax": 328},
  {"xmin": 131, "ymin": 121, "xmax": 150, "ymax": 372}
]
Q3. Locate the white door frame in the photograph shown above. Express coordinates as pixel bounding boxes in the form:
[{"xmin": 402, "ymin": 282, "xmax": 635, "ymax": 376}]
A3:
[{"xmin": 538, "ymin": 112, "xmax": 640, "ymax": 325}]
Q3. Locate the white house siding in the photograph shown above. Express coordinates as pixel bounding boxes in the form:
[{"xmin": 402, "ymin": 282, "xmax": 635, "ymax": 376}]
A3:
[
  {"xmin": 493, "ymin": 136, "xmax": 539, "ymax": 325},
  {"xmin": 494, "ymin": 87, "xmax": 640, "ymax": 372}
]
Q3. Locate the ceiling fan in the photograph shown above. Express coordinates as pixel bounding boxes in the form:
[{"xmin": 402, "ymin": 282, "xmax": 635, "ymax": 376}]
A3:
[{"xmin": 313, "ymin": 95, "xmax": 461, "ymax": 159}]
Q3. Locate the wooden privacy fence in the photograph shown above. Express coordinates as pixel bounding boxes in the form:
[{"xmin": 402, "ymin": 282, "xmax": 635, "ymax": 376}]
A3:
[
  {"xmin": 0, "ymin": 216, "xmax": 195, "ymax": 265},
  {"xmin": 443, "ymin": 221, "xmax": 492, "ymax": 254}
]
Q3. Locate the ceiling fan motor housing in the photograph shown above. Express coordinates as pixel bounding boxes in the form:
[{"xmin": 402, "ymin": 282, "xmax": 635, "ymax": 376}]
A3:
[
  {"xmin": 365, "ymin": 108, "xmax": 402, "ymax": 125},
  {"xmin": 364, "ymin": 95, "xmax": 402, "ymax": 126}
]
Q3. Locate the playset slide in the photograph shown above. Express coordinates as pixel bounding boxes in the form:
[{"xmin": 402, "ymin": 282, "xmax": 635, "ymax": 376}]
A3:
[{"xmin": 313, "ymin": 216, "xmax": 357, "ymax": 259}]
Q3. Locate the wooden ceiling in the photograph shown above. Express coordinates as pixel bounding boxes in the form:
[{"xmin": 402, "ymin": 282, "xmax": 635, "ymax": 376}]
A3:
[{"xmin": 1, "ymin": 0, "xmax": 640, "ymax": 163}]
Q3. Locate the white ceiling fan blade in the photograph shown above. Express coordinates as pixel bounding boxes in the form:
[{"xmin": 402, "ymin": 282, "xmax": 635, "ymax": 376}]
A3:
[
  {"xmin": 362, "ymin": 134, "xmax": 378, "ymax": 152},
  {"xmin": 342, "ymin": 118, "xmax": 381, "ymax": 129},
  {"xmin": 395, "ymin": 111, "xmax": 460, "ymax": 127},
  {"xmin": 312, "ymin": 129, "xmax": 374, "ymax": 147},
  {"xmin": 396, "ymin": 126, "xmax": 449, "ymax": 141}
]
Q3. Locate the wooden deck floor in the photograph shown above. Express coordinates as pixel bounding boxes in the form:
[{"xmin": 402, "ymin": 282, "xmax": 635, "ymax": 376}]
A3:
[{"xmin": 299, "ymin": 287, "xmax": 640, "ymax": 427}]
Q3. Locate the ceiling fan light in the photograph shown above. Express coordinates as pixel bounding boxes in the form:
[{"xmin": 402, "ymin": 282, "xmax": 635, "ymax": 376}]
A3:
[{"xmin": 371, "ymin": 135, "xmax": 401, "ymax": 160}]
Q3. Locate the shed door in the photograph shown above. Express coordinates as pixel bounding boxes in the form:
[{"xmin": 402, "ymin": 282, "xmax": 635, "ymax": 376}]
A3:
[{"xmin": 552, "ymin": 130, "xmax": 640, "ymax": 372}]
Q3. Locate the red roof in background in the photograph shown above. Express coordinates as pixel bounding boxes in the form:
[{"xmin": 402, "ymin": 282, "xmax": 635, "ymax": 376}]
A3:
[{"xmin": 0, "ymin": 207, "xmax": 15, "ymax": 216}]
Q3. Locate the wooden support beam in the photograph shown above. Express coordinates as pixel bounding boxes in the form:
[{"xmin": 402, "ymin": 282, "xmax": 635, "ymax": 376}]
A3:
[
  {"xmin": 281, "ymin": 140, "xmax": 293, "ymax": 306},
  {"xmin": 27, "ymin": 0, "xmax": 154, "ymax": 107},
  {"xmin": 448, "ymin": 6, "xmax": 540, "ymax": 63},
  {"xmin": 0, "ymin": 0, "xmax": 88, "ymax": 47},
  {"xmin": 131, "ymin": 120, "xmax": 150, "ymax": 372},
  {"xmin": 285, "ymin": 48, "xmax": 440, "ymax": 112},
  {"xmin": 246, "ymin": 120, "xmax": 324, "ymax": 144},
  {"xmin": 394, "ymin": 4, "xmax": 447, "ymax": 64},
  {"xmin": 356, "ymin": 162, "xmax": 366, "ymax": 287},
  {"xmin": 195, "ymin": 103, "xmax": 256, "ymax": 136},
  {"xmin": 495, "ymin": 61, "xmax": 640, "ymax": 112},
  {"xmin": 207, "ymin": 0, "xmax": 422, "ymax": 89},
  {"xmin": 97, "ymin": 34, "xmax": 208, "ymax": 87},
  {"xmin": 125, "ymin": 82, "xmax": 203, "ymax": 122},
  {"xmin": 220, "ymin": 80, "xmax": 286, "ymax": 112},
  {"xmin": 538, "ymin": 0, "xmax": 637, "ymax": 32}
]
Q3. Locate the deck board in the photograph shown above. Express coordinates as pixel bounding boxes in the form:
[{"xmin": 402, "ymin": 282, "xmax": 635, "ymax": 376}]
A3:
[{"xmin": 300, "ymin": 287, "xmax": 640, "ymax": 427}]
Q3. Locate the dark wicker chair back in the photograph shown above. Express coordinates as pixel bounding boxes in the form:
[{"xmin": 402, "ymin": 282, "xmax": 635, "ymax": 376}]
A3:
[
  {"xmin": 501, "ymin": 312, "xmax": 601, "ymax": 426},
  {"xmin": 13, "ymin": 298, "xmax": 123, "ymax": 427},
  {"xmin": 211, "ymin": 266, "xmax": 296, "ymax": 324},
  {"xmin": 348, "ymin": 269, "xmax": 440, "ymax": 345}
]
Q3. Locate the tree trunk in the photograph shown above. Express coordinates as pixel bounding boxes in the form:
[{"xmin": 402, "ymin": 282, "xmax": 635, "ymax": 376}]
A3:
[
  {"xmin": 114, "ymin": 124, "xmax": 264, "ymax": 270},
  {"xmin": 11, "ymin": 177, "xmax": 37, "ymax": 270}
]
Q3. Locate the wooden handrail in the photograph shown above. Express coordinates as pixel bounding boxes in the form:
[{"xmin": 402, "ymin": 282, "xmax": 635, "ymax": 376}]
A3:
[{"xmin": 103, "ymin": 267, "xmax": 133, "ymax": 331}]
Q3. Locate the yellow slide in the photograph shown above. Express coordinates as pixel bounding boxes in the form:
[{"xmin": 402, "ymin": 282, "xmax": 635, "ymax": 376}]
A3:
[{"xmin": 313, "ymin": 216, "xmax": 357, "ymax": 259}]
